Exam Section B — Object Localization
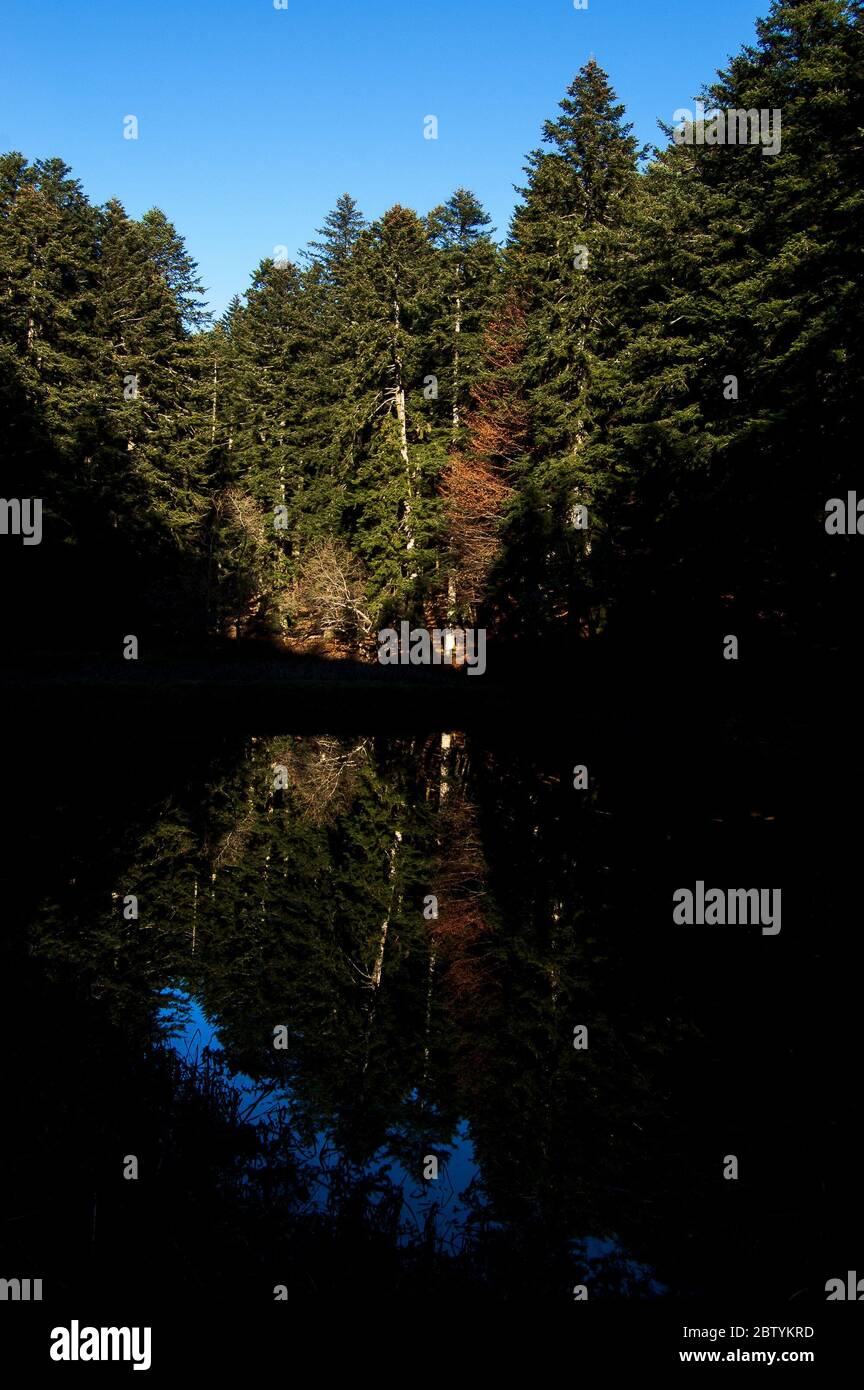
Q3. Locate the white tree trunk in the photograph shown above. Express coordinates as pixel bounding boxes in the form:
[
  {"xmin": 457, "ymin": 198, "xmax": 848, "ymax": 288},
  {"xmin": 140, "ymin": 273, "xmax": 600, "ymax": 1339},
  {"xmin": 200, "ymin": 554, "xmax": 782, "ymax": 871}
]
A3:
[
  {"xmin": 439, "ymin": 731, "xmax": 453, "ymax": 804},
  {"xmin": 452, "ymin": 294, "xmax": 461, "ymax": 435},
  {"xmin": 393, "ymin": 292, "xmax": 417, "ymax": 580},
  {"xmin": 421, "ymin": 946, "xmax": 436, "ymax": 1086},
  {"xmin": 370, "ymin": 829, "xmax": 402, "ymax": 989}
]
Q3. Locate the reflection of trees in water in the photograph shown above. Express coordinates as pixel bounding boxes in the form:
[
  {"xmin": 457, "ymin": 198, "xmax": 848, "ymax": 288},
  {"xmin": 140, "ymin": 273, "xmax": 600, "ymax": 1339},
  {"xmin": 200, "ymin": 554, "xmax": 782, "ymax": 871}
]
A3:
[
  {"xmin": 20, "ymin": 731, "xmax": 702, "ymax": 1296},
  {"xmin": 419, "ymin": 736, "xmax": 682, "ymax": 1295},
  {"xmin": 269, "ymin": 735, "xmax": 373, "ymax": 827}
]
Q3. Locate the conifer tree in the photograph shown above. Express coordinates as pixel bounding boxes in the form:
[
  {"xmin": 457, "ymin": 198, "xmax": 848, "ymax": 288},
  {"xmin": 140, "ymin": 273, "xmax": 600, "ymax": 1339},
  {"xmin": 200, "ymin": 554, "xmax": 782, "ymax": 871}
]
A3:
[
  {"xmin": 588, "ymin": 0, "xmax": 864, "ymax": 652},
  {"xmin": 213, "ymin": 256, "xmax": 324, "ymax": 634},
  {"xmin": 304, "ymin": 192, "xmax": 367, "ymax": 285},
  {"xmin": 335, "ymin": 205, "xmax": 449, "ymax": 623},
  {"xmin": 426, "ymin": 188, "xmax": 500, "ymax": 444},
  {"xmin": 3, "ymin": 1, "xmax": 860, "ymax": 659},
  {"xmin": 299, "ymin": 194, "xmax": 369, "ymax": 553},
  {"xmin": 500, "ymin": 62, "xmax": 643, "ymax": 638}
]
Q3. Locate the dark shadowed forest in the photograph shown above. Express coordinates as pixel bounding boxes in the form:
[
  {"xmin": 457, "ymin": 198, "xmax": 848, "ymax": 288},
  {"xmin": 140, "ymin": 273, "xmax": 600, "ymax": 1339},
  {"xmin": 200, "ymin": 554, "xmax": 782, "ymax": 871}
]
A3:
[{"xmin": 3, "ymin": 719, "xmax": 858, "ymax": 1306}]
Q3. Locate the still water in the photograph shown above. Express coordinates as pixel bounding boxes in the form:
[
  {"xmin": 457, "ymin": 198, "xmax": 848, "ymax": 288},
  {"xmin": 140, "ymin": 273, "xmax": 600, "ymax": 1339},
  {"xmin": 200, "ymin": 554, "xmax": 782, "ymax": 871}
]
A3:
[{"xmin": 1, "ymin": 722, "xmax": 852, "ymax": 1304}]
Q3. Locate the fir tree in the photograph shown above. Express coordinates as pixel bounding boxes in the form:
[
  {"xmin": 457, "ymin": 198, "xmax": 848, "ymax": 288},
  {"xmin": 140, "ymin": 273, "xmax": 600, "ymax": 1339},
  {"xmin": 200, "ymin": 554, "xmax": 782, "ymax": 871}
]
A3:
[
  {"xmin": 336, "ymin": 205, "xmax": 450, "ymax": 623},
  {"xmin": 501, "ymin": 62, "xmax": 643, "ymax": 638}
]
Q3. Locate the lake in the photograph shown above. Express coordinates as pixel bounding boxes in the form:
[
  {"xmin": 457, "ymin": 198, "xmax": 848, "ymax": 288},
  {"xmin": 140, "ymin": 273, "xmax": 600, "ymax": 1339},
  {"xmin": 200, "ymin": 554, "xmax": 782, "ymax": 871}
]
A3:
[{"xmin": 1, "ymin": 707, "xmax": 856, "ymax": 1306}]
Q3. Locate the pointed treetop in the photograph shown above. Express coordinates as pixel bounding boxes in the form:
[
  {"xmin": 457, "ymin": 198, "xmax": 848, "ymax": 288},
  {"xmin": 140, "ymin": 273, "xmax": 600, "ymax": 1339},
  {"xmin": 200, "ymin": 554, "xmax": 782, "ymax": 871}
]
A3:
[
  {"xmin": 139, "ymin": 207, "xmax": 210, "ymax": 331},
  {"xmin": 512, "ymin": 60, "xmax": 644, "ymax": 228},
  {"xmin": 427, "ymin": 189, "xmax": 494, "ymax": 249},
  {"xmin": 304, "ymin": 193, "xmax": 366, "ymax": 278}
]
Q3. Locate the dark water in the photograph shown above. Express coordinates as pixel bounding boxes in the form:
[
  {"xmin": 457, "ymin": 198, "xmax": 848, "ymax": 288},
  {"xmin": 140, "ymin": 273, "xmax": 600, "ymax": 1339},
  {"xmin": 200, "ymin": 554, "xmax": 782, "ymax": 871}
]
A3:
[{"xmin": 1, "ymin": 713, "xmax": 858, "ymax": 1306}]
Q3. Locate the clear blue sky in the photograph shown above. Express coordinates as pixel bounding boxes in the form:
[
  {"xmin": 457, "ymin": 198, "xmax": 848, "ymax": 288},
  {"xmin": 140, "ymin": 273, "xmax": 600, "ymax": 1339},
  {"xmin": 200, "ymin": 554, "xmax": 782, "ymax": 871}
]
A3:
[{"xmin": 2, "ymin": 0, "xmax": 769, "ymax": 318}]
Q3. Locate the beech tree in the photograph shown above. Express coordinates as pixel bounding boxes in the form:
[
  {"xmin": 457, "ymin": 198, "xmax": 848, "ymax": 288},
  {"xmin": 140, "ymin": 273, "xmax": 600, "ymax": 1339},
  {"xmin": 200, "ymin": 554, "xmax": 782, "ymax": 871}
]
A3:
[{"xmin": 441, "ymin": 304, "xmax": 524, "ymax": 623}]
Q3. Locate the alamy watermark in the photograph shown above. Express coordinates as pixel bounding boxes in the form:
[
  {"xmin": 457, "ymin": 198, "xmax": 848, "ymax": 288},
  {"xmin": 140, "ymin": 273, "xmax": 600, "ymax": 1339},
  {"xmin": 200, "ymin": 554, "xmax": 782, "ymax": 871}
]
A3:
[
  {"xmin": 673, "ymin": 882, "xmax": 781, "ymax": 934},
  {"xmin": 378, "ymin": 622, "xmax": 486, "ymax": 675},
  {"xmin": 673, "ymin": 104, "xmax": 781, "ymax": 157},
  {"xmin": 0, "ymin": 497, "xmax": 42, "ymax": 545},
  {"xmin": 825, "ymin": 1271, "xmax": 864, "ymax": 1299},
  {"xmin": 50, "ymin": 1321, "xmax": 151, "ymax": 1371},
  {"xmin": 825, "ymin": 492, "xmax": 864, "ymax": 534},
  {"xmin": 0, "ymin": 1276, "xmax": 42, "ymax": 1300}
]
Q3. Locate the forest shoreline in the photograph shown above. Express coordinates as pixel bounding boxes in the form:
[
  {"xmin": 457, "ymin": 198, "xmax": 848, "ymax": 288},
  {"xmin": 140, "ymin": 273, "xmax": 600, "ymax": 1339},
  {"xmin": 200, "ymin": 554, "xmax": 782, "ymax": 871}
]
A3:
[{"xmin": 0, "ymin": 639, "xmax": 843, "ymax": 732}]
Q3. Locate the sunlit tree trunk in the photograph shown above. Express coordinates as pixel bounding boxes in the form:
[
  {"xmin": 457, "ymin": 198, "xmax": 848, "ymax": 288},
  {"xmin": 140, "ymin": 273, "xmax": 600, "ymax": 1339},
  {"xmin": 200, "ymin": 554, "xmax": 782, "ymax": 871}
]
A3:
[
  {"xmin": 452, "ymin": 294, "xmax": 461, "ymax": 434},
  {"xmin": 392, "ymin": 291, "xmax": 417, "ymax": 579}
]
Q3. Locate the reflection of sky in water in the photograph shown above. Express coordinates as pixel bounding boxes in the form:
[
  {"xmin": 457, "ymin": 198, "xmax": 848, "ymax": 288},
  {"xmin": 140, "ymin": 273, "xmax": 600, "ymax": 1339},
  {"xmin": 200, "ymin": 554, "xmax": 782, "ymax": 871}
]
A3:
[
  {"xmin": 158, "ymin": 985, "xmax": 480, "ymax": 1245},
  {"xmin": 582, "ymin": 1238, "xmax": 665, "ymax": 1296},
  {"xmin": 158, "ymin": 985, "xmax": 664, "ymax": 1289},
  {"xmin": 158, "ymin": 987, "xmax": 269, "ymax": 1116}
]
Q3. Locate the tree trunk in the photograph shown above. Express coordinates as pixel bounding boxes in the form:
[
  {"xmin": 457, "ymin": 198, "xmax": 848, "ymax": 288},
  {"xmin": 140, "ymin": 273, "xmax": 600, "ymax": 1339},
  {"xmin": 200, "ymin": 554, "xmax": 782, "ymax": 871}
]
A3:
[
  {"xmin": 452, "ymin": 294, "xmax": 461, "ymax": 435},
  {"xmin": 370, "ymin": 828, "xmax": 402, "ymax": 989},
  {"xmin": 439, "ymin": 731, "xmax": 453, "ymax": 805},
  {"xmin": 421, "ymin": 945, "xmax": 436, "ymax": 1087},
  {"xmin": 393, "ymin": 292, "xmax": 417, "ymax": 580},
  {"xmin": 447, "ymin": 572, "xmax": 457, "ymax": 626}
]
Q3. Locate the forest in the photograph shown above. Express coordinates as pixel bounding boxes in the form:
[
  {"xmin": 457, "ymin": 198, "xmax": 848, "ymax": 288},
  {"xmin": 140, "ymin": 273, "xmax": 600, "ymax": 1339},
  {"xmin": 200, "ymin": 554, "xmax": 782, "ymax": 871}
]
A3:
[
  {"xmin": 3, "ymin": 0, "xmax": 861, "ymax": 669},
  {"xmin": 1, "ymin": 1, "xmax": 863, "ymax": 1350}
]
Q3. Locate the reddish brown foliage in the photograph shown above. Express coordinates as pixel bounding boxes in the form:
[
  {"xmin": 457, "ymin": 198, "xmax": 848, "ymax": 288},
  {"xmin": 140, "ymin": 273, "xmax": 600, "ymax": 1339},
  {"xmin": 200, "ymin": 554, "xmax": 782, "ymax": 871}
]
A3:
[
  {"xmin": 441, "ymin": 303, "xmax": 529, "ymax": 618},
  {"xmin": 429, "ymin": 787, "xmax": 501, "ymax": 1080}
]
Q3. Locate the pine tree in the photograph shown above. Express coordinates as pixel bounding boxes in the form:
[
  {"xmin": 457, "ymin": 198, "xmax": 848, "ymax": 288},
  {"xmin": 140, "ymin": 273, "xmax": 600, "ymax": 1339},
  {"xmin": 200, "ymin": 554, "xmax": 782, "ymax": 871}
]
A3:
[
  {"xmin": 0, "ymin": 155, "xmax": 100, "ymax": 484},
  {"xmin": 298, "ymin": 194, "xmax": 369, "ymax": 555},
  {"xmin": 5, "ymin": 1, "xmax": 859, "ymax": 661},
  {"xmin": 0, "ymin": 155, "xmax": 104, "ymax": 647},
  {"xmin": 426, "ymin": 188, "xmax": 500, "ymax": 444},
  {"xmin": 213, "ymin": 255, "xmax": 323, "ymax": 636},
  {"xmin": 90, "ymin": 200, "xmax": 212, "ymax": 636},
  {"xmin": 588, "ymin": 0, "xmax": 864, "ymax": 654},
  {"xmin": 304, "ymin": 192, "xmax": 366, "ymax": 285},
  {"xmin": 335, "ymin": 205, "xmax": 450, "ymax": 623},
  {"xmin": 500, "ymin": 62, "xmax": 644, "ymax": 638},
  {"xmin": 139, "ymin": 207, "xmax": 210, "ymax": 332},
  {"xmin": 699, "ymin": 0, "xmax": 864, "ymax": 651}
]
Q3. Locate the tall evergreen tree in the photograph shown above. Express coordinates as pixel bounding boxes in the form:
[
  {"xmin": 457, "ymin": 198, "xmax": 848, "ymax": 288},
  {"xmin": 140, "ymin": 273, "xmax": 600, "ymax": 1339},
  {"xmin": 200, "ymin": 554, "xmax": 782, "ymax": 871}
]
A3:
[
  {"xmin": 586, "ymin": 0, "xmax": 864, "ymax": 654},
  {"xmin": 335, "ymin": 205, "xmax": 450, "ymax": 623},
  {"xmin": 499, "ymin": 62, "xmax": 644, "ymax": 638},
  {"xmin": 212, "ymin": 256, "xmax": 323, "ymax": 636},
  {"xmin": 304, "ymin": 192, "xmax": 366, "ymax": 285},
  {"xmin": 426, "ymin": 188, "xmax": 500, "ymax": 444}
]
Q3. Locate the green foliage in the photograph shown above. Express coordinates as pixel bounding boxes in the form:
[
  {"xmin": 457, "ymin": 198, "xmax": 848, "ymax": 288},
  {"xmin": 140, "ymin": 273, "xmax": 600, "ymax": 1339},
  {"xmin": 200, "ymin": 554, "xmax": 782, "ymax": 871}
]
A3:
[{"xmin": 3, "ymin": 0, "xmax": 860, "ymax": 654}]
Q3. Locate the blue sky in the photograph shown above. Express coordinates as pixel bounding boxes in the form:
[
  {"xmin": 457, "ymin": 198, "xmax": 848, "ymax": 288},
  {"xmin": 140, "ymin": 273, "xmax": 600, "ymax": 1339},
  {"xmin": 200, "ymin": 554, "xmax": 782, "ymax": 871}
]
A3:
[{"xmin": 2, "ymin": 0, "xmax": 769, "ymax": 317}]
